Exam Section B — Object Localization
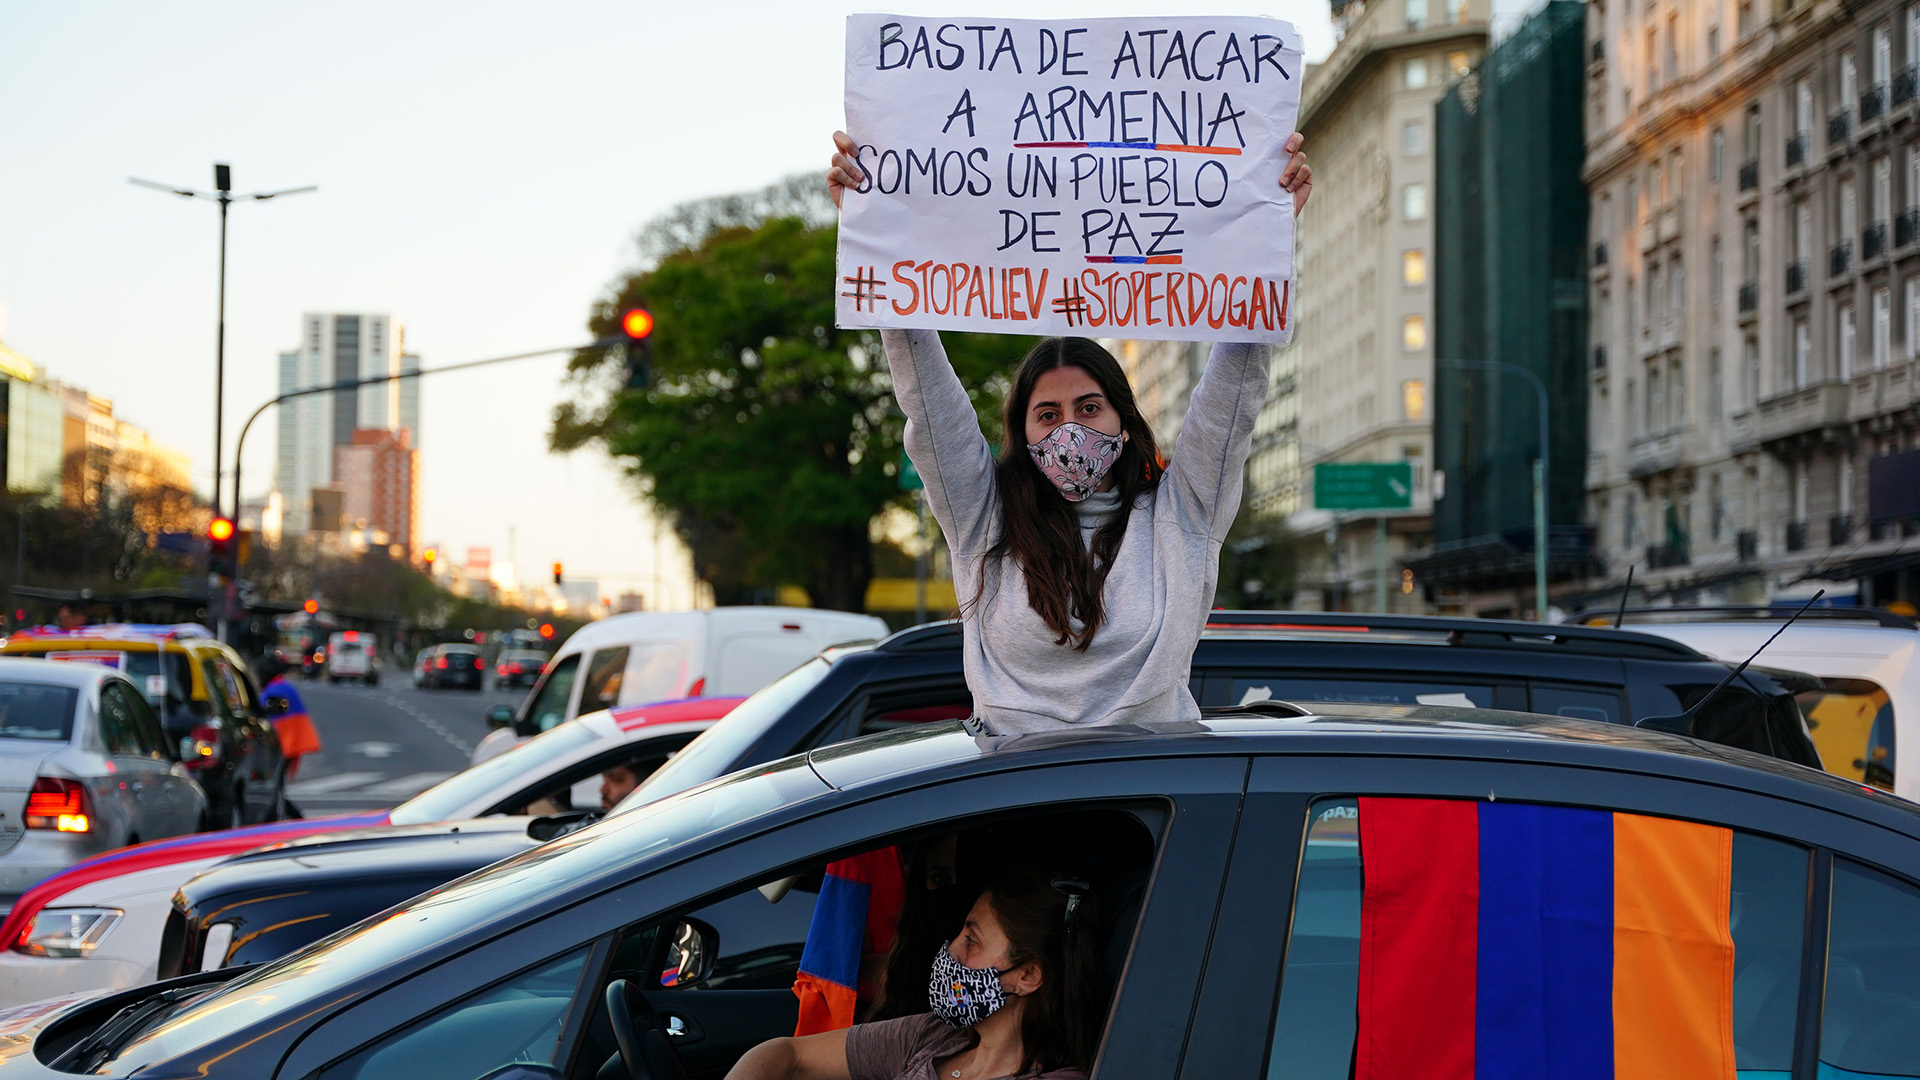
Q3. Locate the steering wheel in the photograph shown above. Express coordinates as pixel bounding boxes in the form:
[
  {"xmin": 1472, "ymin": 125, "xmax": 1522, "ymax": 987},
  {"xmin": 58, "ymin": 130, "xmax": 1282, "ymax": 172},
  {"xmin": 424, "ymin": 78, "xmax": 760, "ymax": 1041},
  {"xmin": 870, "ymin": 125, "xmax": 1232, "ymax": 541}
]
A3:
[{"xmin": 603, "ymin": 980, "xmax": 690, "ymax": 1080}]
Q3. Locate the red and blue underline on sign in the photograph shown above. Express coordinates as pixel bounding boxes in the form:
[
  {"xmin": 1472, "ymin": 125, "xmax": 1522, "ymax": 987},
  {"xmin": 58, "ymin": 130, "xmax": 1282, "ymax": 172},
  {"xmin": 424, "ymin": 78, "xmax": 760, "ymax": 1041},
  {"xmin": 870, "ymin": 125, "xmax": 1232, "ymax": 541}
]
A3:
[{"xmin": 1011, "ymin": 142, "xmax": 1242, "ymax": 263}]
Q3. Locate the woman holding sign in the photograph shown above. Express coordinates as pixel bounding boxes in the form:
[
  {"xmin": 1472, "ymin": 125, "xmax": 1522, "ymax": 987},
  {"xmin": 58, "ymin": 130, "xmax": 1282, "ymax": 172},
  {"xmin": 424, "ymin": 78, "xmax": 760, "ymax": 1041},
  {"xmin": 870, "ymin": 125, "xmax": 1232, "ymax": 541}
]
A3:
[{"xmin": 828, "ymin": 130, "xmax": 1310, "ymax": 734}]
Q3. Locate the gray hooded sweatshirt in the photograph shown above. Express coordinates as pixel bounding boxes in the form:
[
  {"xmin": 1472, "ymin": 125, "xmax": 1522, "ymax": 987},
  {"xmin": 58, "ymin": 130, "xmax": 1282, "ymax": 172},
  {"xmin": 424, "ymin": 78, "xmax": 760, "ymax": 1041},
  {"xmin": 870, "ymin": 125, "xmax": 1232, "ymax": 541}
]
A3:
[{"xmin": 883, "ymin": 328, "xmax": 1271, "ymax": 733}]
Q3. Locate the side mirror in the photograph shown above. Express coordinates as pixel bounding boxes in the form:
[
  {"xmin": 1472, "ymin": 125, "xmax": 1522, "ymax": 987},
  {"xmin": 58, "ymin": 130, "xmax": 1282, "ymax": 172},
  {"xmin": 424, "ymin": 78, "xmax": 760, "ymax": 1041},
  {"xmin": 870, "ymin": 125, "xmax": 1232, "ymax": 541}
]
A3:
[
  {"xmin": 264, "ymin": 696, "xmax": 291, "ymax": 717},
  {"xmin": 485, "ymin": 705, "xmax": 516, "ymax": 730},
  {"xmin": 660, "ymin": 918, "xmax": 719, "ymax": 989}
]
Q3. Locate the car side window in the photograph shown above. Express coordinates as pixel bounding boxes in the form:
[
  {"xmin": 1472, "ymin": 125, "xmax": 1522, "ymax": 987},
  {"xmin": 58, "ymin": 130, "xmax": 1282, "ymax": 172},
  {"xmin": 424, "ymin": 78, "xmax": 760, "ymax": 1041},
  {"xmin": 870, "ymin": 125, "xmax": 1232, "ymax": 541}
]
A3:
[
  {"xmin": 96, "ymin": 683, "xmax": 141, "ymax": 755},
  {"xmin": 1528, "ymin": 682, "xmax": 1625, "ymax": 725},
  {"xmin": 1821, "ymin": 858, "xmax": 1920, "ymax": 1077},
  {"xmin": 525, "ymin": 655, "xmax": 581, "ymax": 733},
  {"xmin": 1222, "ymin": 675, "xmax": 1496, "ymax": 709},
  {"xmin": 312, "ymin": 947, "xmax": 590, "ymax": 1080},
  {"xmin": 859, "ymin": 686, "xmax": 975, "ymax": 735},
  {"xmin": 1264, "ymin": 798, "xmax": 1809, "ymax": 1079},
  {"xmin": 119, "ymin": 685, "xmax": 167, "ymax": 758},
  {"xmin": 199, "ymin": 659, "xmax": 233, "ymax": 720},
  {"xmin": 579, "ymin": 647, "xmax": 630, "ymax": 716}
]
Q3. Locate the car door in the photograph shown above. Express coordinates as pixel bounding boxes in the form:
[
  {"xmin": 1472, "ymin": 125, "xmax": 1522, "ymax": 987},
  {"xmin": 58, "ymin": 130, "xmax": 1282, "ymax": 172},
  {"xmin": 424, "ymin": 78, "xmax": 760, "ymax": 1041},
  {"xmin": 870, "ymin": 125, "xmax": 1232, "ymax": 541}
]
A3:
[
  {"xmin": 93, "ymin": 680, "xmax": 164, "ymax": 837},
  {"xmin": 273, "ymin": 754, "xmax": 1251, "ymax": 1080},
  {"xmin": 1184, "ymin": 752, "xmax": 1920, "ymax": 1079},
  {"xmin": 120, "ymin": 681, "xmax": 201, "ymax": 835}
]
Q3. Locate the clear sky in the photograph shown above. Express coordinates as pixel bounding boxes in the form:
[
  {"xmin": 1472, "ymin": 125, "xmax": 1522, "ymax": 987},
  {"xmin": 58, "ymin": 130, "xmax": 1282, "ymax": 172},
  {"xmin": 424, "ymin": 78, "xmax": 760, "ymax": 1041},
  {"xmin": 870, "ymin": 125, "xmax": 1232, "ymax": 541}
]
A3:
[{"xmin": 0, "ymin": 1, "xmax": 1349, "ymax": 606}]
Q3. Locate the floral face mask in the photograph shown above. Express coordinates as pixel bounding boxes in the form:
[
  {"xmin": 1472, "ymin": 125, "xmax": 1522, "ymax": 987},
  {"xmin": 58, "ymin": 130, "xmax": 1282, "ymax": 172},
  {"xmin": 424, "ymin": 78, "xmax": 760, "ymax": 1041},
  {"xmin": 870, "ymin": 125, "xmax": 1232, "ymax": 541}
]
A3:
[{"xmin": 1026, "ymin": 422, "xmax": 1125, "ymax": 502}]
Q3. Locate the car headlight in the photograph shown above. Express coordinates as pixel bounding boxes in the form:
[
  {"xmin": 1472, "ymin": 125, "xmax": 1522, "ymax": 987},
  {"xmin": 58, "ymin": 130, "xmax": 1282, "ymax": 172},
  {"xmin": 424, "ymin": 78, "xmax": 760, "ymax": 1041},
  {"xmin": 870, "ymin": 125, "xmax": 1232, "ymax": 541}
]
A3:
[{"xmin": 13, "ymin": 907, "xmax": 122, "ymax": 957}]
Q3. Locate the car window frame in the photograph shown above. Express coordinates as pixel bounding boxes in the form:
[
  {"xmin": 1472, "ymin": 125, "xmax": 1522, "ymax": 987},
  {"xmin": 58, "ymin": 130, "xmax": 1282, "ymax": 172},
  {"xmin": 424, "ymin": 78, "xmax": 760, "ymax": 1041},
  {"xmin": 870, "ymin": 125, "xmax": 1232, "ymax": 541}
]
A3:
[
  {"xmin": 518, "ymin": 653, "xmax": 583, "ymax": 736},
  {"xmin": 271, "ymin": 755, "xmax": 1250, "ymax": 1080},
  {"xmin": 95, "ymin": 680, "xmax": 142, "ymax": 755},
  {"xmin": 817, "ymin": 674, "xmax": 973, "ymax": 746},
  {"xmin": 119, "ymin": 682, "xmax": 168, "ymax": 758},
  {"xmin": 1184, "ymin": 753, "xmax": 1920, "ymax": 1080},
  {"xmin": 578, "ymin": 647, "xmax": 630, "ymax": 716},
  {"xmin": 481, "ymin": 732, "xmax": 700, "ymax": 817}
]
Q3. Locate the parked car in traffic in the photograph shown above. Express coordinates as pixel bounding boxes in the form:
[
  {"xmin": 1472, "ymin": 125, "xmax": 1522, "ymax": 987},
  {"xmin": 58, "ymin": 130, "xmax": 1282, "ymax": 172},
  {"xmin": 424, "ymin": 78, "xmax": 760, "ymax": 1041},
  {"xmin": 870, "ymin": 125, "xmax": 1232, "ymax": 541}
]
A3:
[
  {"xmin": 0, "ymin": 659, "xmax": 205, "ymax": 911},
  {"xmin": 143, "ymin": 609, "xmax": 1829, "ymax": 984},
  {"xmin": 3, "ymin": 701, "xmax": 1915, "ymax": 1080},
  {"xmin": 0, "ymin": 625, "xmax": 286, "ymax": 830},
  {"xmin": 493, "ymin": 649, "xmax": 549, "ymax": 691},
  {"xmin": 1575, "ymin": 605, "xmax": 1920, "ymax": 799},
  {"xmin": 0, "ymin": 696, "xmax": 737, "ymax": 1007},
  {"xmin": 472, "ymin": 606, "xmax": 888, "ymax": 763},
  {"xmin": 416, "ymin": 644, "xmax": 485, "ymax": 691},
  {"xmin": 325, "ymin": 632, "xmax": 378, "ymax": 686}
]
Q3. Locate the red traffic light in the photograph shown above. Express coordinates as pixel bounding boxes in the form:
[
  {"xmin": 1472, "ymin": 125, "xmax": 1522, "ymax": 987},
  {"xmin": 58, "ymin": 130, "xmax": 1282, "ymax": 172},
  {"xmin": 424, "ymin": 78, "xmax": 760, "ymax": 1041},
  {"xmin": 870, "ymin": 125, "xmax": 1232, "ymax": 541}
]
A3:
[
  {"xmin": 538, "ymin": 623, "xmax": 555, "ymax": 640},
  {"xmin": 303, "ymin": 599, "xmax": 320, "ymax": 614},
  {"xmin": 621, "ymin": 308, "xmax": 654, "ymax": 340},
  {"xmin": 207, "ymin": 517, "xmax": 235, "ymax": 543}
]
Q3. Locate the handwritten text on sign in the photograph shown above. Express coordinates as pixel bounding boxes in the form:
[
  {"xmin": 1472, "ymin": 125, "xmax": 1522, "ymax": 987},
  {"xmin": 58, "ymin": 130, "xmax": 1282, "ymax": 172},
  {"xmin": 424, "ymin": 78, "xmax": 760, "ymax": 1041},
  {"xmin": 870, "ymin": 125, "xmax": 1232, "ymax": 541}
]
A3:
[{"xmin": 835, "ymin": 15, "xmax": 1301, "ymax": 344}]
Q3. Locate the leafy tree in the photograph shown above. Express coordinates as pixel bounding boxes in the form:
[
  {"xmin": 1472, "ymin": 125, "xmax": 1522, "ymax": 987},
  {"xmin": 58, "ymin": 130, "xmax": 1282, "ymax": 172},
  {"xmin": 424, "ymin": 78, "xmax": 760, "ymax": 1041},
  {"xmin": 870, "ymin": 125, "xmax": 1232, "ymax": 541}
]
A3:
[{"xmin": 554, "ymin": 176, "xmax": 1028, "ymax": 611}]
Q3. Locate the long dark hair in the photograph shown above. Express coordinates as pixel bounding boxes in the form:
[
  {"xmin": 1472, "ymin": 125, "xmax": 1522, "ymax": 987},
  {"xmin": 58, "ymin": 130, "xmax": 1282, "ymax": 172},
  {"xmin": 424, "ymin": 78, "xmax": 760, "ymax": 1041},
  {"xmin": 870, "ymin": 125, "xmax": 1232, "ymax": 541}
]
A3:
[
  {"xmin": 987, "ymin": 867, "xmax": 1111, "ymax": 1074},
  {"xmin": 979, "ymin": 338, "xmax": 1162, "ymax": 650}
]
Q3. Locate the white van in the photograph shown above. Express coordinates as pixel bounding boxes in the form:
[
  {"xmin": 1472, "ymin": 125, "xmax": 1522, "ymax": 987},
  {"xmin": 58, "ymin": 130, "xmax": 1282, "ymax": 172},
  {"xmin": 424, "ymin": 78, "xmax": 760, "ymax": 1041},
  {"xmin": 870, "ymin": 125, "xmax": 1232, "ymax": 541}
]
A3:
[
  {"xmin": 1598, "ymin": 612, "xmax": 1919, "ymax": 801},
  {"xmin": 472, "ymin": 606, "xmax": 888, "ymax": 763},
  {"xmin": 326, "ymin": 631, "xmax": 379, "ymax": 685}
]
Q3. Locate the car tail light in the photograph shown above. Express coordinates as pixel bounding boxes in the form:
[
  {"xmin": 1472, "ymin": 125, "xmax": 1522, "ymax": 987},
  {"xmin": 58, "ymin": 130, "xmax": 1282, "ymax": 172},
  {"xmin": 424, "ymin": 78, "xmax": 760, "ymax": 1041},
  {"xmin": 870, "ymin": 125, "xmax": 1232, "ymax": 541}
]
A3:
[
  {"xmin": 25, "ymin": 777, "xmax": 90, "ymax": 833},
  {"xmin": 473, "ymin": 658, "xmax": 483, "ymax": 670},
  {"xmin": 496, "ymin": 664, "xmax": 507, "ymax": 675},
  {"xmin": 183, "ymin": 722, "xmax": 222, "ymax": 771},
  {"xmin": 436, "ymin": 657, "xmax": 448, "ymax": 670}
]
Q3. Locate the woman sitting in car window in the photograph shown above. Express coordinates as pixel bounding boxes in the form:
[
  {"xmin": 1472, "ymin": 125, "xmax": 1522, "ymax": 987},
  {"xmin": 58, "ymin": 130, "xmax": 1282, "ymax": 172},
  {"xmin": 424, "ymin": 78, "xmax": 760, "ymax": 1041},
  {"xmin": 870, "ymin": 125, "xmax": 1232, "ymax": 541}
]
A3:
[{"xmin": 727, "ymin": 869, "xmax": 1107, "ymax": 1080}]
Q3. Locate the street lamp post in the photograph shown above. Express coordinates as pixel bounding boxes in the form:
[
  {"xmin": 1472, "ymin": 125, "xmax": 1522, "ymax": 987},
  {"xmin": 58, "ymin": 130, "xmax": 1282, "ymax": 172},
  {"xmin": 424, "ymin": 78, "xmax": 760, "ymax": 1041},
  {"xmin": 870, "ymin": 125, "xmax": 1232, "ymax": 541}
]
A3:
[
  {"xmin": 1437, "ymin": 358, "xmax": 1552, "ymax": 622},
  {"xmin": 130, "ymin": 165, "xmax": 316, "ymax": 521}
]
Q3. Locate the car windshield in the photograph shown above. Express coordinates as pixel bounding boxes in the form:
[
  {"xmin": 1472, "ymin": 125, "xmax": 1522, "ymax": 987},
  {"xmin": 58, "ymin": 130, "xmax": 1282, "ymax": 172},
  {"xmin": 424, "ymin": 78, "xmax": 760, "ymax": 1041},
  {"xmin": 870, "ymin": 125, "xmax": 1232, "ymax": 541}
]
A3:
[
  {"xmin": 611, "ymin": 656, "xmax": 832, "ymax": 815},
  {"xmin": 95, "ymin": 753, "xmax": 830, "ymax": 1073},
  {"xmin": 0, "ymin": 682, "xmax": 77, "ymax": 741},
  {"xmin": 387, "ymin": 722, "xmax": 598, "ymax": 826}
]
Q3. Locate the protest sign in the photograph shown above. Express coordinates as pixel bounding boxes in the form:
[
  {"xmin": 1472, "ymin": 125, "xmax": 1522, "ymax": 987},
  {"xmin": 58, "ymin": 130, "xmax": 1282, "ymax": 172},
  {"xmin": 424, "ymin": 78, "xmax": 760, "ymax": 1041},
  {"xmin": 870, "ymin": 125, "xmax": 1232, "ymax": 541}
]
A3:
[{"xmin": 836, "ymin": 14, "xmax": 1302, "ymax": 344}]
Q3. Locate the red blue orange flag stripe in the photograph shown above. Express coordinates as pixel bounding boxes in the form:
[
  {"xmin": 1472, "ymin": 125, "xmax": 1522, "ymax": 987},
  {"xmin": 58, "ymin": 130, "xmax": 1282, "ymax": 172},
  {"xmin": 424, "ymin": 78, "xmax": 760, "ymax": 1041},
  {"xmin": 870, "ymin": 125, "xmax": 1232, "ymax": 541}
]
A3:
[
  {"xmin": 1356, "ymin": 798, "xmax": 1735, "ymax": 1080},
  {"xmin": 792, "ymin": 848, "xmax": 904, "ymax": 1036}
]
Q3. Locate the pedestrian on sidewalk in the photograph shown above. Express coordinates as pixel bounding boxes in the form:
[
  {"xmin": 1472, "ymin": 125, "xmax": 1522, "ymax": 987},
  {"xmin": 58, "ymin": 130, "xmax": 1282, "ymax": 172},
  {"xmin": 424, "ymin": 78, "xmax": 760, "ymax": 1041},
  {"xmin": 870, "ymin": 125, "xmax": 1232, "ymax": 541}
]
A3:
[
  {"xmin": 260, "ymin": 657, "xmax": 322, "ymax": 780},
  {"xmin": 826, "ymin": 131, "xmax": 1312, "ymax": 734}
]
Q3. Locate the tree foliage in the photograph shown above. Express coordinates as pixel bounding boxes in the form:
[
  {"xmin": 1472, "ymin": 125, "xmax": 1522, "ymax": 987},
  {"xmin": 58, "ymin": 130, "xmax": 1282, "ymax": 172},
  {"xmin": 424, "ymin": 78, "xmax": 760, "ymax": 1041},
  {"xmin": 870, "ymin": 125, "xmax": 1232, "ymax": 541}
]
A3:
[{"xmin": 555, "ymin": 176, "xmax": 1029, "ymax": 610}]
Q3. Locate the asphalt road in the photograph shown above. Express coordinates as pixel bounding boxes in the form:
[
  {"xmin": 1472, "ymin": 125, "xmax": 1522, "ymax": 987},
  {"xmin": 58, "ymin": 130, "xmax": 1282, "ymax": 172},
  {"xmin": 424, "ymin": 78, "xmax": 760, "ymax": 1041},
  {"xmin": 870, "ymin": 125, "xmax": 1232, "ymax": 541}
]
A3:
[{"xmin": 284, "ymin": 675, "xmax": 530, "ymax": 814}]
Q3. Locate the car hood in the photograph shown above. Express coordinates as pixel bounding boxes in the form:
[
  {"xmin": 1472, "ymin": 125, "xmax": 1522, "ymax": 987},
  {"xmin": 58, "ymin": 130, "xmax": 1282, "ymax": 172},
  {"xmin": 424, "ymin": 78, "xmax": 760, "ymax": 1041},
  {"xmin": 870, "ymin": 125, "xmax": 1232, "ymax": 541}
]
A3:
[{"xmin": 0, "ymin": 811, "xmax": 390, "ymax": 947}]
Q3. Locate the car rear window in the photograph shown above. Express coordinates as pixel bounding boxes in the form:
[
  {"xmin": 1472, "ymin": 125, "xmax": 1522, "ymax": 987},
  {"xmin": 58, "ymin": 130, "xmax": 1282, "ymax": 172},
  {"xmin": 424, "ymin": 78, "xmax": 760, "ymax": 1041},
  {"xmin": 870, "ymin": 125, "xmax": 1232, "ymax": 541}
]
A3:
[
  {"xmin": 1800, "ymin": 677, "xmax": 1896, "ymax": 790},
  {"xmin": 0, "ymin": 682, "xmax": 78, "ymax": 741}
]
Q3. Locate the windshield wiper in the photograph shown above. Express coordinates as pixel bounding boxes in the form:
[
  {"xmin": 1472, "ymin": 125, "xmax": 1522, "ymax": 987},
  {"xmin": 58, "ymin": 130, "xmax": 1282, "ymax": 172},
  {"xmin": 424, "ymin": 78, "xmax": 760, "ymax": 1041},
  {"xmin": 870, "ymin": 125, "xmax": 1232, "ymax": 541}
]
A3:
[{"xmin": 55, "ymin": 985, "xmax": 207, "ymax": 1073}]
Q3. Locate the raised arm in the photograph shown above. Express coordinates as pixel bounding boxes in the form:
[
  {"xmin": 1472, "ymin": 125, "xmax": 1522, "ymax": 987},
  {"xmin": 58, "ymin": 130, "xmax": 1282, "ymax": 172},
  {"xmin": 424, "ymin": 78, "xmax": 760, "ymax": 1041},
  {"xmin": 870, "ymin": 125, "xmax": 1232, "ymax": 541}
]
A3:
[
  {"xmin": 882, "ymin": 328, "xmax": 1001, "ymax": 557},
  {"xmin": 1163, "ymin": 342, "xmax": 1272, "ymax": 540},
  {"xmin": 725, "ymin": 1029, "xmax": 851, "ymax": 1080}
]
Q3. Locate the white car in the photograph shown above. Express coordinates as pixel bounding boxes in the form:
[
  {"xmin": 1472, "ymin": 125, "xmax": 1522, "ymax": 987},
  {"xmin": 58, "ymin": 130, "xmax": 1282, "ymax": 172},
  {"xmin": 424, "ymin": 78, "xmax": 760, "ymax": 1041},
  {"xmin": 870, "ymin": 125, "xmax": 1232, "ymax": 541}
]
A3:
[
  {"xmin": 0, "ymin": 659, "xmax": 206, "ymax": 909},
  {"xmin": 0, "ymin": 696, "xmax": 739, "ymax": 1007},
  {"xmin": 1592, "ymin": 609, "xmax": 1920, "ymax": 800}
]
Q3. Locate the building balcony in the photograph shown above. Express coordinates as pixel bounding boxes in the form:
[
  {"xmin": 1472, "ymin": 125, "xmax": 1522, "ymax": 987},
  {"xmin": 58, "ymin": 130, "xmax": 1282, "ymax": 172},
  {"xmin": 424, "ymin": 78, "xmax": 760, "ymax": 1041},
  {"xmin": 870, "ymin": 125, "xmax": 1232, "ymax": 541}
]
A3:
[
  {"xmin": 1739, "ymin": 281, "xmax": 1759, "ymax": 312},
  {"xmin": 1786, "ymin": 260, "xmax": 1808, "ymax": 294},
  {"xmin": 1830, "ymin": 513, "xmax": 1855, "ymax": 547},
  {"xmin": 1756, "ymin": 380, "xmax": 1852, "ymax": 446},
  {"xmin": 1591, "ymin": 39, "xmax": 1604, "ymax": 64},
  {"xmin": 1786, "ymin": 520, "xmax": 1810, "ymax": 552},
  {"xmin": 1740, "ymin": 159, "xmax": 1760, "ymax": 191},
  {"xmin": 1863, "ymin": 85, "xmax": 1888, "ymax": 123},
  {"xmin": 1830, "ymin": 109, "xmax": 1854, "ymax": 145},
  {"xmin": 1786, "ymin": 135, "xmax": 1807, "ymax": 169},
  {"xmin": 1737, "ymin": 529, "xmax": 1759, "ymax": 562},
  {"xmin": 1592, "ymin": 241, "xmax": 1609, "ymax": 268},
  {"xmin": 1647, "ymin": 541, "xmax": 1692, "ymax": 569},
  {"xmin": 1865, "ymin": 222, "xmax": 1889, "ymax": 260},
  {"xmin": 1658, "ymin": 203, "xmax": 1682, "ymax": 245},
  {"xmin": 1592, "ymin": 345, "xmax": 1607, "ymax": 371},
  {"xmin": 1849, "ymin": 359, "xmax": 1917, "ymax": 421},
  {"xmin": 1640, "ymin": 220, "xmax": 1659, "ymax": 252},
  {"xmin": 1831, "ymin": 240, "xmax": 1853, "ymax": 277},
  {"xmin": 1627, "ymin": 429, "xmax": 1686, "ymax": 478},
  {"xmin": 1897, "ymin": 65, "xmax": 1919, "ymax": 106},
  {"xmin": 1900, "ymin": 208, "xmax": 1920, "ymax": 248}
]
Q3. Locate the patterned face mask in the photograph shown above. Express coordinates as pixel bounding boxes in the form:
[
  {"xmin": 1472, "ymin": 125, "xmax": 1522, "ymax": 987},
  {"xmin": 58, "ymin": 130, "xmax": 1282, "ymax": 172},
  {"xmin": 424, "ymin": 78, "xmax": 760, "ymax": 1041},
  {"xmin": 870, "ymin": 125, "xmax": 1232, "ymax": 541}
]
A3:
[
  {"xmin": 928, "ymin": 940, "xmax": 1012, "ymax": 1028},
  {"xmin": 1026, "ymin": 422, "xmax": 1125, "ymax": 502}
]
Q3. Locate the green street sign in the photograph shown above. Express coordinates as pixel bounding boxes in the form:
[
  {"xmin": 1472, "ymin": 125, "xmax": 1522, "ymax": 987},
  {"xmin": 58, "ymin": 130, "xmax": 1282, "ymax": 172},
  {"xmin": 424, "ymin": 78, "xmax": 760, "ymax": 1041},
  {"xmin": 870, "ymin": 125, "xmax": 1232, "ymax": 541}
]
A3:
[
  {"xmin": 899, "ymin": 453, "xmax": 923, "ymax": 491},
  {"xmin": 1313, "ymin": 461, "xmax": 1414, "ymax": 511}
]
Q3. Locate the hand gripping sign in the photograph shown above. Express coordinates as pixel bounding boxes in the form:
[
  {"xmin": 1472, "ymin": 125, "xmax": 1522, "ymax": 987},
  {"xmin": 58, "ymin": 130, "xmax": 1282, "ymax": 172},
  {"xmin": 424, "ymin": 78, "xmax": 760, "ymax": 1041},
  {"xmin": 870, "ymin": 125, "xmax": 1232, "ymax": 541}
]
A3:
[{"xmin": 836, "ymin": 15, "xmax": 1302, "ymax": 344}]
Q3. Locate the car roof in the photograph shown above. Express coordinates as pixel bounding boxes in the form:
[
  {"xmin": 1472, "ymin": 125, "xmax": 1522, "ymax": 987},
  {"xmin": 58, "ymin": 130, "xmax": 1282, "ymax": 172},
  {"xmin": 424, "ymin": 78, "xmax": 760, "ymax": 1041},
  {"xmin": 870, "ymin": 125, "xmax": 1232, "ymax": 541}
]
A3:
[
  {"xmin": 555, "ymin": 606, "xmax": 887, "ymax": 653},
  {"xmin": 0, "ymin": 656, "xmax": 119, "ymax": 688},
  {"xmin": 798, "ymin": 702, "xmax": 1920, "ymax": 838}
]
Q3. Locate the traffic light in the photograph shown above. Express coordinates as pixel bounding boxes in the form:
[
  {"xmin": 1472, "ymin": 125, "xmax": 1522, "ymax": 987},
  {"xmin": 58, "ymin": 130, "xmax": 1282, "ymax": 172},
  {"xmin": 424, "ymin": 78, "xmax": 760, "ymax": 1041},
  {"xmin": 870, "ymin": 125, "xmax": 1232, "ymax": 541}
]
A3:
[
  {"xmin": 552, "ymin": 561, "xmax": 564, "ymax": 586},
  {"xmin": 207, "ymin": 517, "xmax": 236, "ymax": 577},
  {"xmin": 303, "ymin": 599, "xmax": 320, "ymax": 615},
  {"xmin": 620, "ymin": 307, "xmax": 653, "ymax": 389},
  {"xmin": 538, "ymin": 622, "xmax": 555, "ymax": 640},
  {"xmin": 422, "ymin": 547, "xmax": 438, "ymax": 571}
]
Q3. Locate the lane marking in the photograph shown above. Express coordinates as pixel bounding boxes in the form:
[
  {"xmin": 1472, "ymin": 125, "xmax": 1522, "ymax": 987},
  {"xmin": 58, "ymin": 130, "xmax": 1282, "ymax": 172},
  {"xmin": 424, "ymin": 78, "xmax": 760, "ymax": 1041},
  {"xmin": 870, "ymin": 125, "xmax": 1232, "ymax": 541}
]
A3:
[
  {"xmin": 357, "ymin": 771, "xmax": 455, "ymax": 799},
  {"xmin": 287, "ymin": 771, "xmax": 385, "ymax": 795}
]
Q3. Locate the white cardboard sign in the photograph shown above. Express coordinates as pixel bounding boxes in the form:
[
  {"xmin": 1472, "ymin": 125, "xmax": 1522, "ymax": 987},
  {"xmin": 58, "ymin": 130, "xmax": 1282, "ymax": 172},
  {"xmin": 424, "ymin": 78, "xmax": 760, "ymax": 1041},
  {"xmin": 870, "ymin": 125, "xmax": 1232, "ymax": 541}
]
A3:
[{"xmin": 836, "ymin": 14, "xmax": 1302, "ymax": 344}]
